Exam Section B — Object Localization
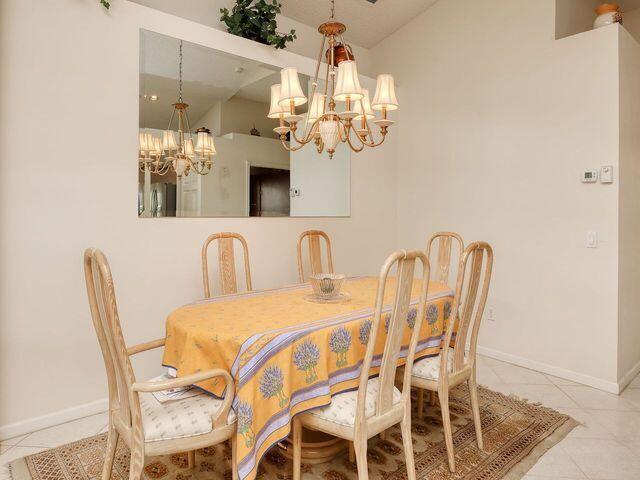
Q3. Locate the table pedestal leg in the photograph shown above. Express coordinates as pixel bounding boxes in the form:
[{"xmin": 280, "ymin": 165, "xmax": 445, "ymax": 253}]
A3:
[{"xmin": 280, "ymin": 428, "xmax": 348, "ymax": 464}]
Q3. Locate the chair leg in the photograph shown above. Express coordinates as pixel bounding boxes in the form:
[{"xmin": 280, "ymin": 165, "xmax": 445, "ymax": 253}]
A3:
[
  {"xmin": 438, "ymin": 388, "xmax": 456, "ymax": 473},
  {"xmin": 128, "ymin": 444, "xmax": 144, "ymax": 480},
  {"xmin": 400, "ymin": 415, "xmax": 416, "ymax": 480},
  {"xmin": 187, "ymin": 450, "xmax": 196, "ymax": 469},
  {"xmin": 353, "ymin": 438, "xmax": 369, "ymax": 480},
  {"xmin": 292, "ymin": 417, "xmax": 302, "ymax": 480},
  {"xmin": 102, "ymin": 424, "xmax": 119, "ymax": 480},
  {"xmin": 429, "ymin": 391, "xmax": 437, "ymax": 406},
  {"xmin": 468, "ymin": 373, "xmax": 484, "ymax": 450},
  {"xmin": 416, "ymin": 389, "xmax": 424, "ymax": 420},
  {"xmin": 231, "ymin": 435, "xmax": 239, "ymax": 480}
]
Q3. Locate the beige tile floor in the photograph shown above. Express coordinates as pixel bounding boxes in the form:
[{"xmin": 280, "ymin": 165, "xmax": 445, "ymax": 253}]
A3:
[{"xmin": 1, "ymin": 356, "xmax": 639, "ymax": 480}]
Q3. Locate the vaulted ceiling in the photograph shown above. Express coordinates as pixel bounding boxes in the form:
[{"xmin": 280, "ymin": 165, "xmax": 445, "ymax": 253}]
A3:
[{"xmin": 279, "ymin": 0, "xmax": 440, "ymax": 48}]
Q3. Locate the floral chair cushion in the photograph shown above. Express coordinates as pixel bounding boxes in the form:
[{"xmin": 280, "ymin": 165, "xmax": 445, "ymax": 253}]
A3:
[
  {"xmin": 412, "ymin": 354, "xmax": 465, "ymax": 380},
  {"xmin": 140, "ymin": 391, "xmax": 236, "ymax": 442},
  {"xmin": 306, "ymin": 377, "xmax": 402, "ymax": 427}
]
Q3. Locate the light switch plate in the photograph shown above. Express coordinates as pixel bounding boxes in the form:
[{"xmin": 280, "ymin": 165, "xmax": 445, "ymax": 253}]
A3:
[
  {"xmin": 600, "ymin": 165, "xmax": 614, "ymax": 184},
  {"xmin": 586, "ymin": 231, "xmax": 598, "ymax": 248}
]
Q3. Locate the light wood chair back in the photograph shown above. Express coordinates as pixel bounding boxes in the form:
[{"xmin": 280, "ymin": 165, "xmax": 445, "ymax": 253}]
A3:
[
  {"xmin": 202, "ymin": 232, "xmax": 252, "ymax": 297},
  {"xmin": 360, "ymin": 250, "xmax": 431, "ymax": 422},
  {"xmin": 444, "ymin": 241, "xmax": 493, "ymax": 376},
  {"xmin": 297, "ymin": 230, "xmax": 334, "ymax": 282},
  {"xmin": 426, "ymin": 232, "xmax": 464, "ymax": 286},
  {"xmin": 84, "ymin": 249, "xmax": 143, "ymax": 444}
]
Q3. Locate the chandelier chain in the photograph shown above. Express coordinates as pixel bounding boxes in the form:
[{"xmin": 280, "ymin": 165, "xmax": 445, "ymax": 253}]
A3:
[
  {"xmin": 178, "ymin": 40, "xmax": 183, "ymax": 103},
  {"xmin": 330, "ymin": 0, "xmax": 335, "ymax": 19}
]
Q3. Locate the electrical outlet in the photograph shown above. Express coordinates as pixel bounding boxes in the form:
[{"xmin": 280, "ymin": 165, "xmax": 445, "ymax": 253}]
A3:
[{"xmin": 487, "ymin": 306, "xmax": 496, "ymax": 322}]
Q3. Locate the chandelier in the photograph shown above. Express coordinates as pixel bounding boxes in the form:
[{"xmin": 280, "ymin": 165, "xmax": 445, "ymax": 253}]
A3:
[
  {"xmin": 267, "ymin": 0, "xmax": 398, "ymax": 159},
  {"xmin": 139, "ymin": 41, "xmax": 216, "ymax": 177}
]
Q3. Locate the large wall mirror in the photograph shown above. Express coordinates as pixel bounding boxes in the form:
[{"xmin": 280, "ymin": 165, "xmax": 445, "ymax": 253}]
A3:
[{"xmin": 138, "ymin": 30, "xmax": 350, "ymax": 218}]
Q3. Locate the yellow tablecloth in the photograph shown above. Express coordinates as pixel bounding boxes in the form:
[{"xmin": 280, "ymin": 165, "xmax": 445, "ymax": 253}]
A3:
[{"xmin": 163, "ymin": 277, "xmax": 454, "ymax": 480}]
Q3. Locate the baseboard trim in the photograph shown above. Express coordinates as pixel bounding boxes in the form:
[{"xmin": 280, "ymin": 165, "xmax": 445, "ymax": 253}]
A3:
[
  {"xmin": 477, "ymin": 346, "xmax": 621, "ymax": 394},
  {"xmin": 0, "ymin": 398, "xmax": 108, "ymax": 442},
  {"xmin": 618, "ymin": 358, "xmax": 640, "ymax": 393}
]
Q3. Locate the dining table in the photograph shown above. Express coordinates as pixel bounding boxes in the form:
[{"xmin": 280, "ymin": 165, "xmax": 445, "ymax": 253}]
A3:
[{"xmin": 162, "ymin": 276, "xmax": 455, "ymax": 480}]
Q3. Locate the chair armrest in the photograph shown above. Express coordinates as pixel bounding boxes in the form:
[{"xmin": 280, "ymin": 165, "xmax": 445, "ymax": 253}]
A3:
[
  {"xmin": 133, "ymin": 369, "xmax": 235, "ymax": 429},
  {"xmin": 127, "ymin": 338, "xmax": 165, "ymax": 356}
]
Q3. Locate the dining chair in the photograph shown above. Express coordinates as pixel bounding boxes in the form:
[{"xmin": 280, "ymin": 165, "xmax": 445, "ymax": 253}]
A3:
[
  {"xmin": 410, "ymin": 242, "xmax": 493, "ymax": 472},
  {"xmin": 84, "ymin": 248, "xmax": 238, "ymax": 480},
  {"xmin": 202, "ymin": 232, "xmax": 252, "ymax": 297},
  {"xmin": 297, "ymin": 230, "xmax": 334, "ymax": 282},
  {"xmin": 417, "ymin": 232, "xmax": 464, "ymax": 411},
  {"xmin": 292, "ymin": 250, "xmax": 431, "ymax": 480},
  {"xmin": 427, "ymin": 232, "xmax": 464, "ymax": 286}
]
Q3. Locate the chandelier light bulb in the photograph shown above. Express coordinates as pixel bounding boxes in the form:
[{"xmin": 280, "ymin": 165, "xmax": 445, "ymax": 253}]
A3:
[{"xmin": 372, "ymin": 74, "xmax": 399, "ymax": 111}]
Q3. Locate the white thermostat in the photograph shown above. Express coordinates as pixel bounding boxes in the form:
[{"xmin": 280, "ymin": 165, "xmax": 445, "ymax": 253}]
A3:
[{"xmin": 581, "ymin": 170, "xmax": 598, "ymax": 183}]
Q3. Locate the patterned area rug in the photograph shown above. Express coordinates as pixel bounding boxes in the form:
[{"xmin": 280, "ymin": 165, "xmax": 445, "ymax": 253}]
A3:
[{"xmin": 10, "ymin": 385, "xmax": 577, "ymax": 480}]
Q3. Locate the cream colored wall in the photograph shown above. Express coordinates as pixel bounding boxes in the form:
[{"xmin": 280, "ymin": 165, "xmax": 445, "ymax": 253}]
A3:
[
  {"xmin": 622, "ymin": 8, "xmax": 640, "ymax": 43},
  {"xmin": 617, "ymin": 27, "xmax": 640, "ymax": 386},
  {"xmin": 378, "ymin": 0, "xmax": 621, "ymax": 388},
  {"xmin": 0, "ymin": 0, "xmax": 398, "ymax": 436}
]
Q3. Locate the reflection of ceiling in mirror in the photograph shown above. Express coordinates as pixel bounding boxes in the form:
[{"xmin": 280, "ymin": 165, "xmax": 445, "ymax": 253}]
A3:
[{"xmin": 139, "ymin": 31, "xmax": 308, "ymax": 130}]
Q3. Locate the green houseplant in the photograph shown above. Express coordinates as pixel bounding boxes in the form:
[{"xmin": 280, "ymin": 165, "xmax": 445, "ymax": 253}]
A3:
[{"xmin": 220, "ymin": 0, "xmax": 296, "ymax": 49}]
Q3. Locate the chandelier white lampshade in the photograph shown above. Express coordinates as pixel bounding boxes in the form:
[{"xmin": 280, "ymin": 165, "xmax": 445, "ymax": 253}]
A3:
[
  {"xmin": 162, "ymin": 130, "xmax": 178, "ymax": 151},
  {"xmin": 333, "ymin": 60, "xmax": 364, "ymax": 102},
  {"xmin": 208, "ymin": 136, "xmax": 217, "ymax": 155},
  {"xmin": 278, "ymin": 67, "xmax": 307, "ymax": 107},
  {"xmin": 268, "ymin": 84, "xmax": 288, "ymax": 118},
  {"xmin": 184, "ymin": 138, "xmax": 195, "ymax": 157},
  {"xmin": 139, "ymin": 133, "xmax": 150, "ymax": 153},
  {"xmin": 307, "ymin": 93, "xmax": 326, "ymax": 122},
  {"xmin": 151, "ymin": 137, "xmax": 163, "ymax": 155},
  {"xmin": 372, "ymin": 74, "xmax": 398, "ymax": 111},
  {"xmin": 354, "ymin": 88, "xmax": 374, "ymax": 120},
  {"xmin": 196, "ymin": 130, "xmax": 209, "ymax": 152},
  {"xmin": 319, "ymin": 119, "xmax": 341, "ymax": 152}
]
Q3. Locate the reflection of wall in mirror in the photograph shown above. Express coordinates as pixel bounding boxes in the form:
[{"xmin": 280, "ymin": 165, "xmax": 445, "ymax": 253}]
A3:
[
  {"xmin": 196, "ymin": 97, "xmax": 278, "ymax": 138},
  {"xmin": 290, "ymin": 142, "xmax": 350, "ymax": 217}
]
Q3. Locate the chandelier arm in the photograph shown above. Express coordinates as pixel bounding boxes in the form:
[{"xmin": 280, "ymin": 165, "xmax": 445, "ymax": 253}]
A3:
[
  {"xmin": 344, "ymin": 126, "xmax": 365, "ymax": 153},
  {"xmin": 291, "ymin": 116, "xmax": 322, "ymax": 145},
  {"xmin": 279, "ymin": 136, "xmax": 308, "ymax": 152}
]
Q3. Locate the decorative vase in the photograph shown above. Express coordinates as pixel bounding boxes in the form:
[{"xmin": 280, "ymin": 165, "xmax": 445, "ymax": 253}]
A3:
[{"xmin": 594, "ymin": 3, "xmax": 622, "ymax": 29}]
